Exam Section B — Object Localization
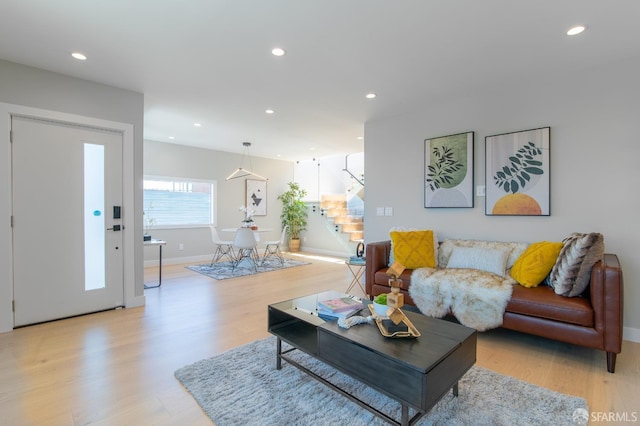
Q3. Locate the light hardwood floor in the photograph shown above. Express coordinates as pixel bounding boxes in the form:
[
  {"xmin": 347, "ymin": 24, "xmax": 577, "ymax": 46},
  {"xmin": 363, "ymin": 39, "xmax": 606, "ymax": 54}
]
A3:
[{"xmin": 0, "ymin": 252, "xmax": 638, "ymax": 425}]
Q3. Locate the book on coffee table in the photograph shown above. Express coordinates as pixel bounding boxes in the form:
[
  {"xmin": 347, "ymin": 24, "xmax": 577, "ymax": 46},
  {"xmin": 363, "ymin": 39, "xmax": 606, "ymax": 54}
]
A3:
[
  {"xmin": 318, "ymin": 296, "xmax": 363, "ymax": 313},
  {"xmin": 317, "ymin": 305, "xmax": 362, "ymax": 320}
]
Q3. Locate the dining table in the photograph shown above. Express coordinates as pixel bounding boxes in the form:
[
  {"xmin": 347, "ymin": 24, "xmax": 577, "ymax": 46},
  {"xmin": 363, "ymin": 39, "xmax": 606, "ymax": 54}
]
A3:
[
  {"xmin": 222, "ymin": 228, "xmax": 274, "ymax": 269},
  {"xmin": 222, "ymin": 227, "xmax": 273, "ymax": 242}
]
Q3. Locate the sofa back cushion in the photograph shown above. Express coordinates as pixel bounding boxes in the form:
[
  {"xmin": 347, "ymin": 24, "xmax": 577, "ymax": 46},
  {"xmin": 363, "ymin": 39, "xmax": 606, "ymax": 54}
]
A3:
[
  {"xmin": 446, "ymin": 246, "xmax": 511, "ymax": 277},
  {"xmin": 439, "ymin": 239, "xmax": 529, "ymax": 271}
]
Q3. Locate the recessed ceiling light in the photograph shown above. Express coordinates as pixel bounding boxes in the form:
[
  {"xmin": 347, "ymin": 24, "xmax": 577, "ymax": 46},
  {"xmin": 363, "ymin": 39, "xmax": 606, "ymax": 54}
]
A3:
[
  {"xmin": 365, "ymin": 93, "xmax": 376, "ymax": 99},
  {"xmin": 265, "ymin": 109, "xmax": 275, "ymax": 114},
  {"xmin": 357, "ymin": 136, "xmax": 363, "ymax": 140},
  {"xmin": 193, "ymin": 122, "xmax": 201, "ymax": 127},
  {"xmin": 168, "ymin": 136, "xmax": 175, "ymax": 140},
  {"xmin": 567, "ymin": 25, "xmax": 586, "ymax": 36},
  {"xmin": 271, "ymin": 47, "xmax": 286, "ymax": 57},
  {"xmin": 71, "ymin": 52, "xmax": 87, "ymax": 61}
]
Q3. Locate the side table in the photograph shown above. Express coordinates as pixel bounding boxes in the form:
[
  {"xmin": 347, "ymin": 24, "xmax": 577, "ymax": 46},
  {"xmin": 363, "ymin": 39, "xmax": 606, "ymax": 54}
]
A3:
[{"xmin": 345, "ymin": 259, "xmax": 366, "ymax": 296}]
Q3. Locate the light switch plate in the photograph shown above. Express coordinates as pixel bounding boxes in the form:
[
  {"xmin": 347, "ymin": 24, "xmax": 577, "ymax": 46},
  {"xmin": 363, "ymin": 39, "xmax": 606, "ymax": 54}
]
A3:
[{"xmin": 476, "ymin": 185, "xmax": 486, "ymax": 197}]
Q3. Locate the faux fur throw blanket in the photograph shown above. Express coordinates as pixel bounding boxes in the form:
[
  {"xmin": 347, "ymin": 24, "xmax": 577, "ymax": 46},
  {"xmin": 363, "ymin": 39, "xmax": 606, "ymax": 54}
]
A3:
[{"xmin": 409, "ymin": 267, "xmax": 514, "ymax": 331}]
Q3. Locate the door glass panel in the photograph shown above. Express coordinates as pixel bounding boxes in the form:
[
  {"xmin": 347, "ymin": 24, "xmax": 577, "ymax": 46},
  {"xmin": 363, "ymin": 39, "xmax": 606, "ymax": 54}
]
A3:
[{"xmin": 84, "ymin": 143, "xmax": 105, "ymax": 291}]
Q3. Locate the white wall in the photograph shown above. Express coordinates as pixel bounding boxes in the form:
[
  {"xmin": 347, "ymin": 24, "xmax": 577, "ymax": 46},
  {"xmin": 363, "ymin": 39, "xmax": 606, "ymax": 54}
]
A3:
[
  {"xmin": 294, "ymin": 153, "xmax": 364, "ymax": 202},
  {"xmin": 143, "ymin": 140, "xmax": 293, "ymax": 263},
  {"xmin": 364, "ymin": 56, "xmax": 640, "ymax": 339},
  {"xmin": 0, "ymin": 59, "xmax": 144, "ymax": 332}
]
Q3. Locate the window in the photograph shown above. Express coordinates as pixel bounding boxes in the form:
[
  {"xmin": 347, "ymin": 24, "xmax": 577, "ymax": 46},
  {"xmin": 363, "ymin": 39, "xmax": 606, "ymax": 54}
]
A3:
[{"xmin": 143, "ymin": 177, "xmax": 216, "ymax": 227}]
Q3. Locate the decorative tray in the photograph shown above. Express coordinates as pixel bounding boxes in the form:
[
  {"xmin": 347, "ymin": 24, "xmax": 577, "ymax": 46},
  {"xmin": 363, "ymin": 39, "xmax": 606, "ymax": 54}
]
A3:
[{"xmin": 368, "ymin": 305, "xmax": 421, "ymax": 338}]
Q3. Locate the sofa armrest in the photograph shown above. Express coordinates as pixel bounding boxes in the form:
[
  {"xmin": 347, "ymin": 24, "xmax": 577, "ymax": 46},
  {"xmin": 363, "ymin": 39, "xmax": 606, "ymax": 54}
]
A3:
[
  {"xmin": 365, "ymin": 241, "xmax": 391, "ymax": 299},
  {"xmin": 590, "ymin": 253, "xmax": 623, "ymax": 354}
]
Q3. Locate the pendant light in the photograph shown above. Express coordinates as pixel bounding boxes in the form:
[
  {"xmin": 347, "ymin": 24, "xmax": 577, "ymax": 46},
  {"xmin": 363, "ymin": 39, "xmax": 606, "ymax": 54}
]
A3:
[{"xmin": 225, "ymin": 142, "xmax": 268, "ymax": 181}]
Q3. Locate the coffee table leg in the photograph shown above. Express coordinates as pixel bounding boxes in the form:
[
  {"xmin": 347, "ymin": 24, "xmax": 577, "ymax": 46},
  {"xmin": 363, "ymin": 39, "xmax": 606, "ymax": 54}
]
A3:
[
  {"xmin": 453, "ymin": 381, "xmax": 459, "ymax": 397},
  {"xmin": 276, "ymin": 338, "xmax": 282, "ymax": 370},
  {"xmin": 401, "ymin": 404, "xmax": 409, "ymax": 426}
]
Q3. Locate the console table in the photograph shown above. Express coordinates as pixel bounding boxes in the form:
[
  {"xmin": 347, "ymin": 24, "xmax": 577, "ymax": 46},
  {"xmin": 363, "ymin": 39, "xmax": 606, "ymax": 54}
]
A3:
[{"xmin": 144, "ymin": 239, "xmax": 166, "ymax": 289}]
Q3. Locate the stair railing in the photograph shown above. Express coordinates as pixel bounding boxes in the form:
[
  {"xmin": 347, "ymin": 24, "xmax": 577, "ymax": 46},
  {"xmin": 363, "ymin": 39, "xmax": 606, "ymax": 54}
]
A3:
[{"xmin": 343, "ymin": 154, "xmax": 364, "ymax": 187}]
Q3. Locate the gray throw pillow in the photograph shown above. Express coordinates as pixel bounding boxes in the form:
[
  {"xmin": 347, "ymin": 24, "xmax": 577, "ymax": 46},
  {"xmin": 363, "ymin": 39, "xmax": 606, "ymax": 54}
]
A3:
[{"xmin": 548, "ymin": 232, "xmax": 604, "ymax": 297}]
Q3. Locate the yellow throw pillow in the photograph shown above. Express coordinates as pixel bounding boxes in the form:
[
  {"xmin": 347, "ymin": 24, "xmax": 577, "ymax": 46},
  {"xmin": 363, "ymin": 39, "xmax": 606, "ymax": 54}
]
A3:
[
  {"xmin": 390, "ymin": 230, "xmax": 436, "ymax": 269},
  {"xmin": 511, "ymin": 241, "xmax": 563, "ymax": 288}
]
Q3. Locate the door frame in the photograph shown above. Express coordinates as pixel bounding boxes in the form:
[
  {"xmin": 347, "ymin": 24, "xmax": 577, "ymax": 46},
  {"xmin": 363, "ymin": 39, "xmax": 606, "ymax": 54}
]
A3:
[{"xmin": 0, "ymin": 102, "xmax": 142, "ymax": 333}]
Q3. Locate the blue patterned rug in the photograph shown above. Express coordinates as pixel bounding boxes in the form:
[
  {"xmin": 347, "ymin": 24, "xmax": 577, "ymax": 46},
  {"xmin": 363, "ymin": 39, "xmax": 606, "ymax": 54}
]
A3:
[{"xmin": 186, "ymin": 257, "xmax": 310, "ymax": 280}]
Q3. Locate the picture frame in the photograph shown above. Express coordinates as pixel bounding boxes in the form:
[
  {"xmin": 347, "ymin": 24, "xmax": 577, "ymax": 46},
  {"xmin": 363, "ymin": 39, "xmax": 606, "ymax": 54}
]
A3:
[
  {"xmin": 424, "ymin": 131, "xmax": 474, "ymax": 208},
  {"xmin": 246, "ymin": 179, "xmax": 267, "ymax": 216},
  {"xmin": 485, "ymin": 127, "xmax": 550, "ymax": 216}
]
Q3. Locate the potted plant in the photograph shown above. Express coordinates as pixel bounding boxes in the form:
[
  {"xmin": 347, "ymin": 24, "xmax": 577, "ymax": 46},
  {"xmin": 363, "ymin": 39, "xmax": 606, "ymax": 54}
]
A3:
[{"xmin": 277, "ymin": 182, "xmax": 308, "ymax": 252}]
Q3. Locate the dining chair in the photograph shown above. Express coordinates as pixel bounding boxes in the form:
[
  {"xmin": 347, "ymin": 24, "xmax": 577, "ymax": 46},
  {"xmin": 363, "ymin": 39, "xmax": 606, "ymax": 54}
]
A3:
[
  {"xmin": 209, "ymin": 226, "xmax": 235, "ymax": 265},
  {"xmin": 261, "ymin": 225, "xmax": 288, "ymax": 266},
  {"xmin": 232, "ymin": 227, "xmax": 259, "ymax": 272}
]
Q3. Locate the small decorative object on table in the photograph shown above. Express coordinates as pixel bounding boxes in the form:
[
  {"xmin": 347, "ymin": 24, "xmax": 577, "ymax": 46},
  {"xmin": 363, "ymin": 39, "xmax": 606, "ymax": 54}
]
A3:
[
  {"xmin": 367, "ymin": 303, "xmax": 421, "ymax": 337},
  {"xmin": 372, "ymin": 294, "xmax": 389, "ymax": 317},
  {"xmin": 143, "ymin": 203, "xmax": 156, "ymax": 241},
  {"xmin": 337, "ymin": 314, "xmax": 373, "ymax": 329},
  {"xmin": 239, "ymin": 205, "xmax": 255, "ymax": 228},
  {"xmin": 367, "ymin": 261, "xmax": 420, "ymax": 337},
  {"xmin": 385, "ymin": 261, "xmax": 406, "ymax": 325}
]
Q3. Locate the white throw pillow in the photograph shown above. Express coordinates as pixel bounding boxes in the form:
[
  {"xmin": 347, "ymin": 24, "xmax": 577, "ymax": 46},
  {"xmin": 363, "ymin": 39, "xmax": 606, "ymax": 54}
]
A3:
[{"xmin": 446, "ymin": 246, "xmax": 511, "ymax": 277}]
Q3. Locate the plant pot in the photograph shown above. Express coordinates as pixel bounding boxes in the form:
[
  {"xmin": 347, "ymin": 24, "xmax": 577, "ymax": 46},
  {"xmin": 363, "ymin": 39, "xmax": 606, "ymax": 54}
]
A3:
[
  {"xmin": 372, "ymin": 301, "xmax": 389, "ymax": 317},
  {"xmin": 288, "ymin": 238, "xmax": 301, "ymax": 252}
]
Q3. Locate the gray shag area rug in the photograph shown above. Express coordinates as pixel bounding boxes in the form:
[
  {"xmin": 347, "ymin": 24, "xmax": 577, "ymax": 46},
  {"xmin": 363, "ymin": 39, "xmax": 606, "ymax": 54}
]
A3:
[
  {"xmin": 175, "ymin": 337, "xmax": 589, "ymax": 425},
  {"xmin": 185, "ymin": 258, "xmax": 309, "ymax": 280}
]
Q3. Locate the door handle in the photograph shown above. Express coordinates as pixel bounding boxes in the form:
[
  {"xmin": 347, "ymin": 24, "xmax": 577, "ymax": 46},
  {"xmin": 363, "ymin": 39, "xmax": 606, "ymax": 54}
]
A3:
[{"xmin": 107, "ymin": 225, "xmax": 122, "ymax": 231}]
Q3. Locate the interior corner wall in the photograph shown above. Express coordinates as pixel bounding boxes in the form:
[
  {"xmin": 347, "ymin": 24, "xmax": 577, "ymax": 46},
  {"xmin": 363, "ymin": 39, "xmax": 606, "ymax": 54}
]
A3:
[
  {"xmin": 364, "ymin": 56, "xmax": 640, "ymax": 337},
  {"xmin": 0, "ymin": 59, "xmax": 144, "ymax": 332}
]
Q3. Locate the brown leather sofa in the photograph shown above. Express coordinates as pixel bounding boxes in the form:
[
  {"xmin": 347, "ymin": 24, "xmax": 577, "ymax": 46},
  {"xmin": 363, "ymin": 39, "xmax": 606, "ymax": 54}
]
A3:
[{"xmin": 365, "ymin": 240, "xmax": 624, "ymax": 373}]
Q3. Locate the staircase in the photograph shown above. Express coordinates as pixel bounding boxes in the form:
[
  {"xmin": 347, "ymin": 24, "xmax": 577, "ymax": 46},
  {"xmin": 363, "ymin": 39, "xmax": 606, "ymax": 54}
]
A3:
[{"xmin": 320, "ymin": 194, "xmax": 364, "ymax": 242}]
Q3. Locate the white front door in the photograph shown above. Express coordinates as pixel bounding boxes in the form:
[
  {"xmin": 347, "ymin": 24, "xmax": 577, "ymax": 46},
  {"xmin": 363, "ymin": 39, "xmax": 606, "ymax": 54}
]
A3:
[{"xmin": 12, "ymin": 116, "xmax": 124, "ymax": 327}]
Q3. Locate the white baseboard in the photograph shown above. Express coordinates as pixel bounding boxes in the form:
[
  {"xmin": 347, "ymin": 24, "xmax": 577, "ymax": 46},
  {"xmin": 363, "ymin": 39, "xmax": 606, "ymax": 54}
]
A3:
[
  {"xmin": 125, "ymin": 295, "xmax": 145, "ymax": 308},
  {"xmin": 290, "ymin": 247, "xmax": 351, "ymax": 259},
  {"xmin": 144, "ymin": 254, "xmax": 210, "ymax": 267},
  {"xmin": 624, "ymin": 326, "xmax": 640, "ymax": 343}
]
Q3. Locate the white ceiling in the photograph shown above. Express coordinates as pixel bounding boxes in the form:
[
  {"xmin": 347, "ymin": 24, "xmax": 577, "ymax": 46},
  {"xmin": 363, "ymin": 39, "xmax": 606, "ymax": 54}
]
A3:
[{"xmin": 1, "ymin": 1, "xmax": 639, "ymax": 161}]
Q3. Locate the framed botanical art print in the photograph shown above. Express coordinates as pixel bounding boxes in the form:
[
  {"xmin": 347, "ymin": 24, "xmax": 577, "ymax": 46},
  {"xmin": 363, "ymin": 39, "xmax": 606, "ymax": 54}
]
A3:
[
  {"xmin": 424, "ymin": 131, "xmax": 474, "ymax": 208},
  {"xmin": 246, "ymin": 179, "xmax": 267, "ymax": 216},
  {"xmin": 485, "ymin": 127, "xmax": 550, "ymax": 216}
]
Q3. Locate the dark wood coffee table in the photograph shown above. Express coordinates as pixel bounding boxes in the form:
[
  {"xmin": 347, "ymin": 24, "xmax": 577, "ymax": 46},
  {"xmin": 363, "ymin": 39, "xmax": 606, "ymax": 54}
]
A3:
[{"xmin": 268, "ymin": 292, "xmax": 477, "ymax": 425}]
